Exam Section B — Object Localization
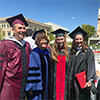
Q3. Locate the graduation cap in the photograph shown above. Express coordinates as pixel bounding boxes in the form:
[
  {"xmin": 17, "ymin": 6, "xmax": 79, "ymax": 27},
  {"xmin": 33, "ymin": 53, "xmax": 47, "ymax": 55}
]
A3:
[
  {"xmin": 68, "ymin": 26, "xmax": 87, "ymax": 39},
  {"xmin": 6, "ymin": 13, "xmax": 28, "ymax": 27},
  {"xmin": 32, "ymin": 29, "xmax": 47, "ymax": 40},
  {"xmin": 51, "ymin": 28, "xmax": 69, "ymax": 38}
]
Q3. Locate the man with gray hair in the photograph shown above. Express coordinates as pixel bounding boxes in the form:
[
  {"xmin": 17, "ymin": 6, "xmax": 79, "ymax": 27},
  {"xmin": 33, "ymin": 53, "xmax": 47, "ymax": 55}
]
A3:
[{"xmin": 0, "ymin": 13, "xmax": 30, "ymax": 100}]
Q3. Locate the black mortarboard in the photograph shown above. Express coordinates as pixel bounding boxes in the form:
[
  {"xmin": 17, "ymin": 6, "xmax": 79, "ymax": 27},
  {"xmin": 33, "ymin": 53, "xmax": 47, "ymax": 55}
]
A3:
[
  {"xmin": 6, "ymin": 13, "xmax": 28, "ymax": 27},
  {"xmin": 51, "ymin": 28, "xmax": 69, "ymax": 38},
  {"xmin": 68, "ymin": 26, "xmax": 87, "ymax": 39},
  {"xmin": 32, "ymin": 29, "xmax": 47, "ymax": 40}
]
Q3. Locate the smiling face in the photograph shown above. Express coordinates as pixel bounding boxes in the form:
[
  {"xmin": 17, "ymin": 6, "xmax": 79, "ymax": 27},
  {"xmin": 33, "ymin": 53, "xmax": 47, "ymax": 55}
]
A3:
[
  {"xmin": 75, "ymin": 34, "xmax": 83, "ymax": 47},
  {"xmin": 12, "ymin": 24, "xmax": 26, "ymax": 41},
  {"xmin": 56, "ymin": 36, "xmax": 65, "ymax": 48},
  {"xmin": 38, "ymin": 38, "xmax": 48, "ymax": 50}
]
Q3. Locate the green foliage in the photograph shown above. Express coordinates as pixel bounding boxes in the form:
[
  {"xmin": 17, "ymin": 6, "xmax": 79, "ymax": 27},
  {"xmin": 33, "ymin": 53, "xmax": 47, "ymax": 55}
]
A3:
[
  {"xmin": 33, "ymin": 25, "xmax": 37, "ymax": 34},
  {"xmin": 50, "ymin": 44, "xmax": 53, "ymax": 47},
  {"xmin": 49, "ymin": 27, "xmax": 55, "ymax": 41},
  {"xmin": 91, "ymin": 44, "xmax": 95, "ymax": 49},
  {"xmin": 0, "ymin": 28, "xmax": 5, "ymax": 41},
  {"xmin": 49, "ymin": 27, "xmax": 55, "ymax": 47},
  {"xmin": 67, "ymin": 42, "xmax": 72, "ymax": 45},
  {"xmin": 81, "ymin": 24, "xmax": 96, "ymax": 41},
  {"xmin": 90, "ymin": 44, "xmax": 100, "ymax": 49},
  {"xmin": 67, "ymin": 42, "xmax": 72, "ymax": 48},
  {"xmin": 97, "ymin": 45, "xmax": 100, "ymax": 49}
]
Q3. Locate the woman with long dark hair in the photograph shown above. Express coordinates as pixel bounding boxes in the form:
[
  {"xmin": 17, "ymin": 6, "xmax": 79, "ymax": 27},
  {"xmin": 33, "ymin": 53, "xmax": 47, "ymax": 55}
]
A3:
[{"xmin": 69, "ymin": 26, "xmax": 97, "ymax": 100}]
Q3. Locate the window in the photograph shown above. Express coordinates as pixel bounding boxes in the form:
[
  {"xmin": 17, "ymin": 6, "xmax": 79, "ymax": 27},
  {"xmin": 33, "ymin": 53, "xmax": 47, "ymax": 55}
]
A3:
[
  {"xmin": 2, "ymin": 25, "xmax": 4, "ymax": 28},
  {"xmin": 2, "ymin": 24, "xmax": 6, "ymax": 28},
  {"xmin": 30, "ymin": 26, "xmax": 33, "ymax": 29},
  {"xmin": 98, "ymin": 30, "xmax": 100, "ymax": 32},
  {"xmin": 4, "ymin": 25, "xmax": 6, "ymax": 28},
  {"xmin": 7, "ymin": 24, "xmax": 10, "ymax": 28},
  {"xmin": 8, "ymin": 32, "xmax": 11, "ymax": 36}
]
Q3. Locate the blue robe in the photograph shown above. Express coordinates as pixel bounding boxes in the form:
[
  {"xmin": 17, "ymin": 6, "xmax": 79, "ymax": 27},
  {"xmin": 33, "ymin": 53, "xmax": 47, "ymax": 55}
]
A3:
[{"xmin": 25, "ymin": 47, "xmax": 53, "ymax": 100}]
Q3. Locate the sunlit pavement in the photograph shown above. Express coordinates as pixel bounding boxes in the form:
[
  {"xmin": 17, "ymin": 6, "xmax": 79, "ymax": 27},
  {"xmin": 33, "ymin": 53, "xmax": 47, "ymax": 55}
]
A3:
[
  {"xmin": 93, "ymin": 49, "xmax": 100, "ymax": 64},
  {"xmin": 94, "ymin": 50, "xmax": 100, "ymax": 73},
  {"xmin": 93, "ymin": 51, "xmax": 100, "ymax": 100}
]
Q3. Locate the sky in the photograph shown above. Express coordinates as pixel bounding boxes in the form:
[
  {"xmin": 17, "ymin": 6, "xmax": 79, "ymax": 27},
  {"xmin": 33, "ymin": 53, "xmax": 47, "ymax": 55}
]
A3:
[{"xmin": 0, "ymin": 0, "xmax": 100, "ymax": 32}]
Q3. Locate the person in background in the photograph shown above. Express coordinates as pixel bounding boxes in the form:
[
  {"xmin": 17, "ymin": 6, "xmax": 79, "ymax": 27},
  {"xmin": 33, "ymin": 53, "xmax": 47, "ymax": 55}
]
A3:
[
  {"xmin": 25, "ymin": 30, "xmax": 53, "ymax": 100},
  {"xmin": 0, "ymin": 14, "xmax": 30, "ymax": 100},
  {"xmin": 97, "ymin": 79, "xmax": 100, "ymax": 100},
  {"xmin": 95, "ymin": 60, "xmax": 100, "ymax": 100},
  {"xmin": 68, "ymin": 26, "xmax": 97, "ymax": 100},
  {"xmin": 24, "ymin": 28, "xmax": 37, "ymax": 49},
  {"xmin": 95, "ymin": 44, "xmax": 97, "ymax": 51},
  {"xmin": 90, "ymin": 45, "xmax": 92, "ymax": 50},
  {"xmin": 51, "ymin": 28, "xmax": 75, "ymax": 100}
]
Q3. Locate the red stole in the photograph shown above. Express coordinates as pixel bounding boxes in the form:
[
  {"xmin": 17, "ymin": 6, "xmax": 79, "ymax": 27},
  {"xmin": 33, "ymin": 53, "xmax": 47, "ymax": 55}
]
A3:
[{"xmin": 56, "ymin": 55, "xmax": 66, "ymax": 100}]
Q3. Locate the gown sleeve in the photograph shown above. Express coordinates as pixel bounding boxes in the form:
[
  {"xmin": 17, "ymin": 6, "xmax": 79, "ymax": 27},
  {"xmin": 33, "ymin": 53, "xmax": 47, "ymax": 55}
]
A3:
[
  {"xmin": 25, "ymin": 51, "xmax": 41, "ymax": 91},
  {"xmin": 86, "ymin": 48, "xmax": 98, "ymax": 94},
  {"xmin": 67, "ymin": 54, "xmax": 76, "ymax": 99},
  {"xmin": 0, "ymin": 41, "xmax": 8, "ymax": 92},
  {"xmin": 86, "ymin": 48, "xmax": 96, "ymax": 82}
]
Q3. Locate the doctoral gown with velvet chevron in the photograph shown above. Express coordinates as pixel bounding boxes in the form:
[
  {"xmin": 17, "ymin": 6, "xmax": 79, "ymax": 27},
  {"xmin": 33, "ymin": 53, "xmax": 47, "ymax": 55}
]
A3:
[
  {"xmin": 25, "ymin": 47, "xmax": 53, "ymax": 100},
  {"xmin": 0, "ymin": 39, "xmax": 30, "ymax": 100}
]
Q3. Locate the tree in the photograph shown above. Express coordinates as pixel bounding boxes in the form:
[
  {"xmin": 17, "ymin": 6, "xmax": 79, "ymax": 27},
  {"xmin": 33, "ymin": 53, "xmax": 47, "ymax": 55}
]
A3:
[
  {"xmin": 49, "ymin": 27, "xmax": 55, "ymax": 47},
  {"xmin": 81, "ymin": 24, "xmax": 96, "ymax": 41},
  {"xmin": 0, "ymin": 28, "xmax": 5, "ymax": 41},
  {"xmin": 33, "ymin": 25, "xmax": 37, "ymax": 34},
  {"xmin": 49, "ymin": 27, "xmax": 55, "ymax": 41}
]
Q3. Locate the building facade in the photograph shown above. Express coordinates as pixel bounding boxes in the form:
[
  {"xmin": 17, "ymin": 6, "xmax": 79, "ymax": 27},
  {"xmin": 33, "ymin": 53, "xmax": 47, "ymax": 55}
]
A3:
[
  {"xmin": 88, "ymin": 7, "xmax": 100, "ymax": 45},
  {"xmin": 97, "ymin": 7, "xmax": 100, "ymax": 38},
  {"xmin": 45, "ymin": 22, "xmax": 68, "ymax": 31},
  {"xmin": 0, "ymin": 16, "xmax": 51, "ymax": 39}
]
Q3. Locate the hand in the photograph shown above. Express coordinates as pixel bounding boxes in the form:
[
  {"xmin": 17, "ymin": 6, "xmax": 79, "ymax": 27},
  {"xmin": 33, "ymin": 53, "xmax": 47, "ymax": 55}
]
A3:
[
  {"xmin": 96, "ymin": 70, "xmax": 100, "ymax": 77},
  {"xmin": 28, "ymin": 90, "xmax": 33, "ymax": 96},
  {"xmin": 85, "ymin": 82, "xmax": 92, "ymax": 87}
]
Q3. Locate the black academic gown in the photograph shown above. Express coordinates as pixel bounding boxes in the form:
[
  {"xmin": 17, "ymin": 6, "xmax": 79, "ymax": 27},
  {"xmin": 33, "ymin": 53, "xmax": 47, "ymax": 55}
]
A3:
[
  {"xmin": 52, "ymin": 48, "xmax": 76, "ymax": 100},
  {"xmin": 72, "ymin": 47, "xmax": 96, "ymax": 100}
]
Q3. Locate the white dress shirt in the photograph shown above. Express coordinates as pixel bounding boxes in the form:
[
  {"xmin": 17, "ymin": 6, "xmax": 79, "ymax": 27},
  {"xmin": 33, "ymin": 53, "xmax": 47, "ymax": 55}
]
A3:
[{"xmin": 24, "ymin": 36, "xmax": 37, "ymax": 49}]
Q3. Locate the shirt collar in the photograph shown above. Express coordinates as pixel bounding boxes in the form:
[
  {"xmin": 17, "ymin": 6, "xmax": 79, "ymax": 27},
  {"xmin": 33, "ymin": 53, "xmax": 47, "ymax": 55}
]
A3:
[
  {"xmin": 76, "ymin": 47, "xmax": 82, "ymax": 51},
  {"xmin": 5, "ymin": 36, "xmax": 26, "ymax": 47}
]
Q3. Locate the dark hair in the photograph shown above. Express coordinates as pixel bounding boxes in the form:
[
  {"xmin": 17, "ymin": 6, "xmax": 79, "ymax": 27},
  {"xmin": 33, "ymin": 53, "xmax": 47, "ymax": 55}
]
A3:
[
  {"xmin": 35, "ymin": 33, "xmax": 49, "ymax": 46},
  {"xmin": 26, "ymin": 29, "xmax": 33, "ymax": 37},
  {"xmin": 71, "ymin": 38, "xmax": 87, "ymax": 55}
]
